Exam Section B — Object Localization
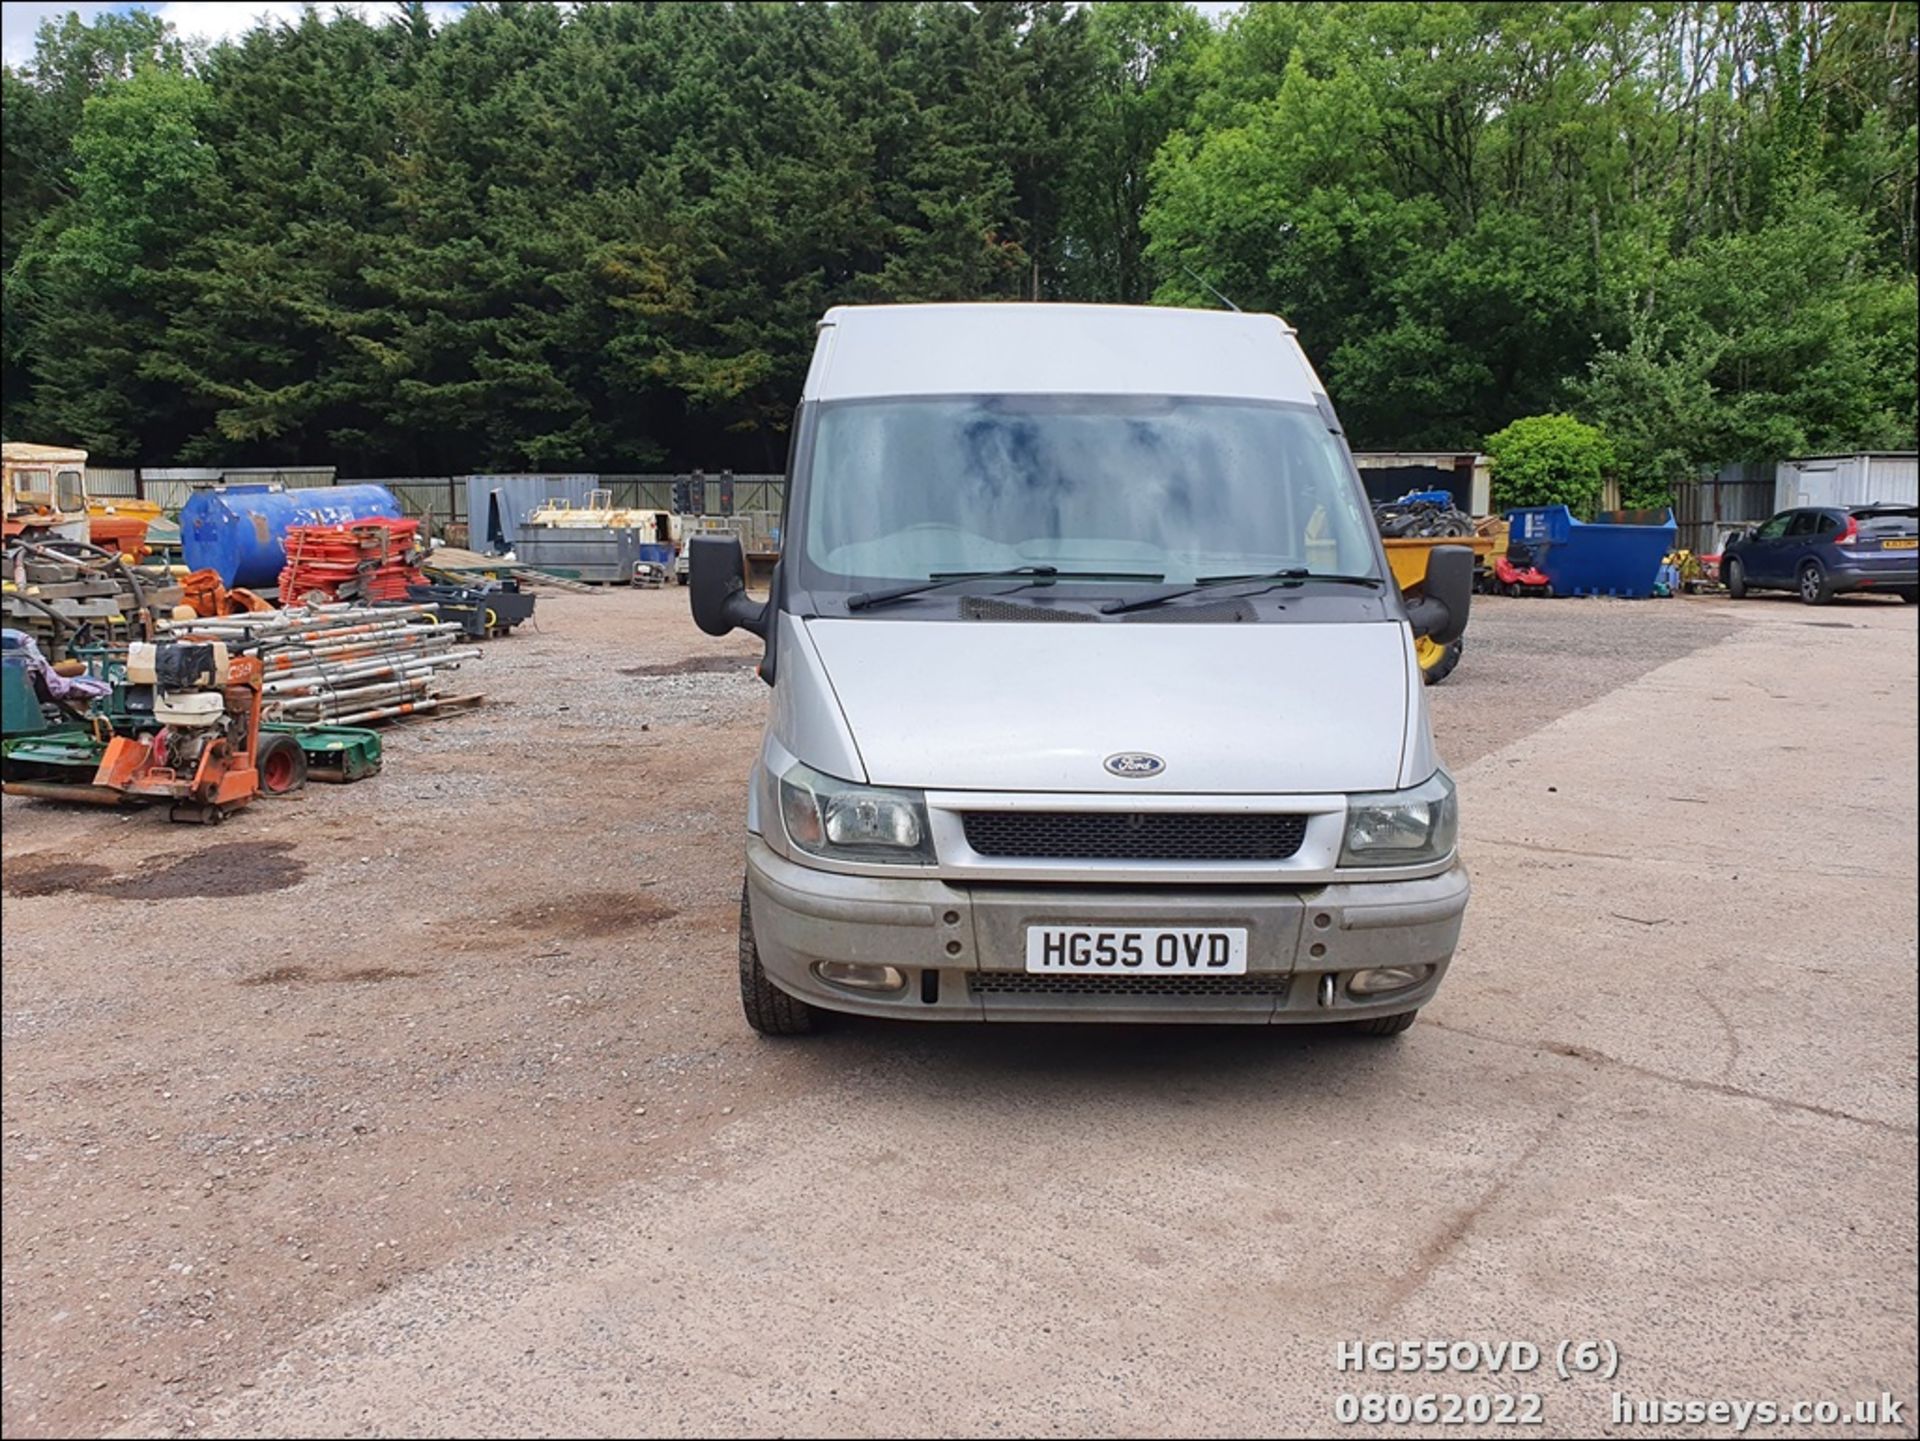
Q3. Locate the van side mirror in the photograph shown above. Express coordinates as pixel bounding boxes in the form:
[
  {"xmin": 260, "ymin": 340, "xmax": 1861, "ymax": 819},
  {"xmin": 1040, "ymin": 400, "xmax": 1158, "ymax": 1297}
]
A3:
[
  {"xmin": 1403, "ymin": 544, "xmax": 1472, "ymax": 648},
  {"xmin": 689, "ymin": 534, "xmax": 768, "ymax": 638}
]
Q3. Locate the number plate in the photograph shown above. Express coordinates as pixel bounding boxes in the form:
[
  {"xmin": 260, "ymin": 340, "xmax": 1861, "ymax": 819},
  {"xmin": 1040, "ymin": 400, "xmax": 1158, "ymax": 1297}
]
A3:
[
  {"xmin": 1882, "ymin": 537, "xmax": 1918, "ymax": 549},
  {"xmin": 1024, "ymin": 925, "xmax": 1249, "ymax": 974}
]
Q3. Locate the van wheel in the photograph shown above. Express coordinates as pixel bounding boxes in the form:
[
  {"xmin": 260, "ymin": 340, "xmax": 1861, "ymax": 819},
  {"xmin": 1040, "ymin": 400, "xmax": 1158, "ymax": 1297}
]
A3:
[
  {"xmin": 1351, "ymin": 1009, "xmax": 1419, "ymax": 1037},
  {"xmin": 1724, "ymin": 557, "xmax": 1746, "ymax": 598},
  {"xmin": 739, "ymin": 879, "xmax": 817, "ymax": 1036}
]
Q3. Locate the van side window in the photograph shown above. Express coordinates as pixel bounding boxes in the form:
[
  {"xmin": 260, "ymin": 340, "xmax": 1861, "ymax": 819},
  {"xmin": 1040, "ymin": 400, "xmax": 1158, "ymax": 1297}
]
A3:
[
  {"xmin": 1813, "ymin": 512, "xmax": 1839, "ymax": 535},
  {"xmin": 1785, "ymin": 512, "xmax": 1819, "ymax": 537},
  {"xmin": 1754, "ymin": 513, "xmax": 1793, "ymax": 540}
]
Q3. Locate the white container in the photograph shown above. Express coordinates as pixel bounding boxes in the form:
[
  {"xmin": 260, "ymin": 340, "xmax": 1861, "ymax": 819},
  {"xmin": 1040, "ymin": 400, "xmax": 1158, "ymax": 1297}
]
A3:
[{"xmin": 1775, "ymin": 453, "xmax": 1919, "ymax": 511}]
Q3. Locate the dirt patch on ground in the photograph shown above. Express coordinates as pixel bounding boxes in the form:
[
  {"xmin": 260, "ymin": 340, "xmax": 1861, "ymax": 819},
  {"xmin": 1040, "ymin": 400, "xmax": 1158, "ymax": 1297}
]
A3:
[
  {"xmin": 0, "ymin": 854, "xmax": 112, "ymax": 897},
  {"xmin": 237, "ymin": 964, "xmax": 310, "ymax": 986},
  {"xmin": 495, "ymin": 890, "xmax": 678, "ymax": 938},
  {"xmin": 334, "ymin": 965, "xmax": 423, "ymax": 983},
  {"xmin": 620, "ymin": 655, "xmax": 756, "ymax": 677},
  {"xmin": 238, "ymin": 965, "xmax": 423, "ymax": 987},
  {"xmin": 3, "ymin": 843, "xmax": 306, "ymax": 900},
  {"xmin": 104, "ymin": 842, "xmax": 307, "ymax": 900}
]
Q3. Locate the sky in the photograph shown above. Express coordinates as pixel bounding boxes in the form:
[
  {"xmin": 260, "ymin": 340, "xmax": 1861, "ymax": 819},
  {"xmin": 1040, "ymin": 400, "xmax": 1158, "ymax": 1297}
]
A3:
[
  {"xmin": 4, "ymin": 0, "xmax": 1245, "ymax": 69},
  {"xmin": 6, "ymin": 2, "xmax": 446, "ymax": 65}
]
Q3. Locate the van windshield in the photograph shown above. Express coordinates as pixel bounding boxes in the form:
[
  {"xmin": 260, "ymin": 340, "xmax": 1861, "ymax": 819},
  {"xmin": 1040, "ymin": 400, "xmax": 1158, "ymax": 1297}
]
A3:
[{"xmin": 801, "ymin": 395, "xmax": 1378, "ymax": 589}]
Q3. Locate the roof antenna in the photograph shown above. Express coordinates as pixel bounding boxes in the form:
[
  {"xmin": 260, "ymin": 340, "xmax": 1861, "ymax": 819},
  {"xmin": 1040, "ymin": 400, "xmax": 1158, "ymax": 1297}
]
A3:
[{"xmin": 1181, "ymin": 263, "xmax": 1241, "ymax": 313}]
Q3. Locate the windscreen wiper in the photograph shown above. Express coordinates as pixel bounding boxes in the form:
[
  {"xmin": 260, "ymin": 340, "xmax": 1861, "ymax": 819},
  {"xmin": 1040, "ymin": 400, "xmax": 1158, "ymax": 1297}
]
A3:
[
  {"xmin": 847, "ymin": 565, "xmax": 1164, "ymax": 612},
  {"xmin": 1099, "ymin": 568, "xmax": 1383, "ymax": 616}
]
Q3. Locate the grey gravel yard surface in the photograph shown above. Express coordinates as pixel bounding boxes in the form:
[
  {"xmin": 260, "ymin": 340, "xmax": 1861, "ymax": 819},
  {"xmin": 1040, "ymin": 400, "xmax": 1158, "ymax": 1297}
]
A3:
[
  {"xmin": 1427, "ymin": 592, "xmax": 1746, "ymax": 765},
  {"xmin": 3, "ymin": 585, "xmax": 1913, "ymax": 1438}
]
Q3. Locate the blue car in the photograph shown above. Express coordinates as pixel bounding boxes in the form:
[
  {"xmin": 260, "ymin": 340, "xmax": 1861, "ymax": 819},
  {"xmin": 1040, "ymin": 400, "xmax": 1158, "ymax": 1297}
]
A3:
[{"xmin": 1722, "ymin": 504, "xmax": 1919, "ymax": 605}]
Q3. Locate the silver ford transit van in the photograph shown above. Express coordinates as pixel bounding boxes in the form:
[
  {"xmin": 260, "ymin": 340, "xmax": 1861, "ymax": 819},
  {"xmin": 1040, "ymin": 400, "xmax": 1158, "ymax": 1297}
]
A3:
[{"xmin": 691, "ymin": 303, "xmax": 1471, "ymax": 1035}]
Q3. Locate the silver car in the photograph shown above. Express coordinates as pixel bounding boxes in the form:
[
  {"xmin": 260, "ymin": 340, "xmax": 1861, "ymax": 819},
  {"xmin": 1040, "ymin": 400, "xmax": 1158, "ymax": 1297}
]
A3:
[{"xmin": 691, "ymin": 303, "xmax": 1471, "ymax": 1035}]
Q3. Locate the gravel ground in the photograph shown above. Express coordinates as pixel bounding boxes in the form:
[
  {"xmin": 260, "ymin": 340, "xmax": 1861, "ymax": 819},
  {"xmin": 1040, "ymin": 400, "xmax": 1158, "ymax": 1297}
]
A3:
[
  {"xmin": 1, "ymin": 583, "xmax": 1910, "ymax": 1437},
  {"xmin": 1426, "ymin": 592, "xmax": 1747, "ymax": 766}
]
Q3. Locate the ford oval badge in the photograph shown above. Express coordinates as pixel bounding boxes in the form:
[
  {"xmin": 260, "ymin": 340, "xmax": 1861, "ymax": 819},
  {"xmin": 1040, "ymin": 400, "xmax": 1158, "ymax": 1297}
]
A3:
[{"xmin": 1104, "ymin": 752, "xmax": 1165, "ymax": 779}]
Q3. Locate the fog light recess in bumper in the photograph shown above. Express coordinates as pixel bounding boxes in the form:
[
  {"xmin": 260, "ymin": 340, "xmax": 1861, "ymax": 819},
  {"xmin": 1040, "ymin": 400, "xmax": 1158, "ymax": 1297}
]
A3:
[
  {"xmin": 813, "ymin": 960, "xmax": 908, "ymax": 994},
  {"xmin": 1347, "ymin": 965, "xmax": 1433, "ymax": 997}
]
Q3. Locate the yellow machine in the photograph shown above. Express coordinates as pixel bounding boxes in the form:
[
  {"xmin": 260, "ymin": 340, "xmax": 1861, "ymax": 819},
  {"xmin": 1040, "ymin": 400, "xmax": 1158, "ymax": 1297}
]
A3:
[{"xmin": 523, "ymin": 489, "xmax": 683, "ymax": 542}]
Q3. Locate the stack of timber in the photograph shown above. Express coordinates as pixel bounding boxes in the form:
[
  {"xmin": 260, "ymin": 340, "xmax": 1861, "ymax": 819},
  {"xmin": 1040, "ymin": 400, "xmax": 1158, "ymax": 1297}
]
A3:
[{"xmin": 424, "ymin": 545, "xmax": 598, "ymax": 594}]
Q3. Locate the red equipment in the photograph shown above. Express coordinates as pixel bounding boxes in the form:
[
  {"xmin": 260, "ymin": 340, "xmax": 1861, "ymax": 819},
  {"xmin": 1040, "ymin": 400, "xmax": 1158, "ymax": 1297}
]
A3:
[
  {"xmin": 1492, "ymin": 548, "xmax": 1553, "ymax": 597},
  {"xmin": 278, "ymin": 518, "xmax": 425, "ymax": 605}
]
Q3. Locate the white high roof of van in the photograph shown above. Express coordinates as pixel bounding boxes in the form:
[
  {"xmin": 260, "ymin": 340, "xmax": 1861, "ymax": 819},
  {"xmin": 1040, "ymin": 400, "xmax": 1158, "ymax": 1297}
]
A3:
[{"xmin": 803, "ymin": 303, "xmax": 1328, "ymax": 405}]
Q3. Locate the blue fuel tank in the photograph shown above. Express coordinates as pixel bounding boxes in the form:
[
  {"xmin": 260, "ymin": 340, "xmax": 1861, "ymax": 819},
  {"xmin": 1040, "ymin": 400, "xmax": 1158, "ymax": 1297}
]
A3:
[{"xmin": 180, "ymin": 484, "xmax": 403, "ymax": 588}]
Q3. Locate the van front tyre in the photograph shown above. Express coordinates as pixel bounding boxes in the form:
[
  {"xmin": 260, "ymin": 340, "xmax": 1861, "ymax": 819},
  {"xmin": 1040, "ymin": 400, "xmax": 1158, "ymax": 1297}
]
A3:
[
  {"xmin": 739, "ymin": 880, "xmax": 817, "ymax": 1035},
  {"xmin": 1351, "ymin": 1009, "xmax": 1419, "ymax": 1037},
  {"xmin": 1724, "ymin": 557, "xmax": 1746, "ymax": 598}
]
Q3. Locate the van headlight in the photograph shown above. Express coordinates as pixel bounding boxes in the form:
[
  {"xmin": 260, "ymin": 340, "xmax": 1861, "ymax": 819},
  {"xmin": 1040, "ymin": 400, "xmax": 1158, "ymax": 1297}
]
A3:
[
  {"xmin": 1340, "ymin": 770, "xmax": 1457, "ymax": 867},
  {"xmin": 779, "ymin": 761, "xmax": 934, "ymax": 864}
]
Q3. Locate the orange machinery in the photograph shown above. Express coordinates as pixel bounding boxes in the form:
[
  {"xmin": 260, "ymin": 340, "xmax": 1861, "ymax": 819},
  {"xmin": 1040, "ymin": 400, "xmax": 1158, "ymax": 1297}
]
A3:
[
  {"xmin": 179, "ymin": 568, "xmax": 274, "ymax": 618},
  {"xmin": 94, "ymin": 640, "xmax": 263, "ymax": 823},
  {"xmin": 88, "ymin": 496, "xmax": 161, "ymax": 559}
]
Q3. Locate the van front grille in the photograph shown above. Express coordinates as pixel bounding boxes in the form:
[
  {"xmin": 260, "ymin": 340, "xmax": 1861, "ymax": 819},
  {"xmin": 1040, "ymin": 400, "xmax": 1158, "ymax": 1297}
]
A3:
[
  {"xmin": 970, "ymin": 972, "xmax": 1290, "ymax": 997},
  {"xmin": 960, "ymin": 811, "xmax": 1308, "ymax": 862}
]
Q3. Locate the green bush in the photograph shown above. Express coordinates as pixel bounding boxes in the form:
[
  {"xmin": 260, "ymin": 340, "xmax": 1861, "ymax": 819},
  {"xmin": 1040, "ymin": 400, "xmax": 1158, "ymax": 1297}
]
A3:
[{"xmin": 1485, "ymin": 414, "xmax": 1616, "ymax": 516}]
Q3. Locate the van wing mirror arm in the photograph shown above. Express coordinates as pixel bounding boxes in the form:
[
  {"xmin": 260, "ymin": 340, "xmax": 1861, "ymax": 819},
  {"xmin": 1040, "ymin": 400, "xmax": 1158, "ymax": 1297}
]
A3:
[
  {"xmin": 688, "ymin": 535, "xmax": 769, "ymax": 639},
  {"xmin": 1403, "ymin": 544, "xmax": 1472, "ymax": 648}
]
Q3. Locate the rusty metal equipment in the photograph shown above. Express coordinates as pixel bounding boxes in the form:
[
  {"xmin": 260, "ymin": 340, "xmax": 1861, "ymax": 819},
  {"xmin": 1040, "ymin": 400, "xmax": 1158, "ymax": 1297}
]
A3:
[
  {"xmin": 93, "ymin": 640, "xmax": 264, "ymax": 823},
  {"xmin": 3, "ymin": 442, "xmax": 91, "ymax": 545},
  {"xmin": 88, "ymin": 496, "xmax": 160, "ymax": 560},
  {"xmin": 3, "ymin": 538, "xmax": 179, "ymax": 662}
]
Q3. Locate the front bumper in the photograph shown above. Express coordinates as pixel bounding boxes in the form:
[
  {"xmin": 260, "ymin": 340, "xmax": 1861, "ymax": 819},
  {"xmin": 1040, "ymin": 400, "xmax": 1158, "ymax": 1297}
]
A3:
[{"xmin": 744, "ymin": 837, "xmax": 1468, "ymax": 1024}]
